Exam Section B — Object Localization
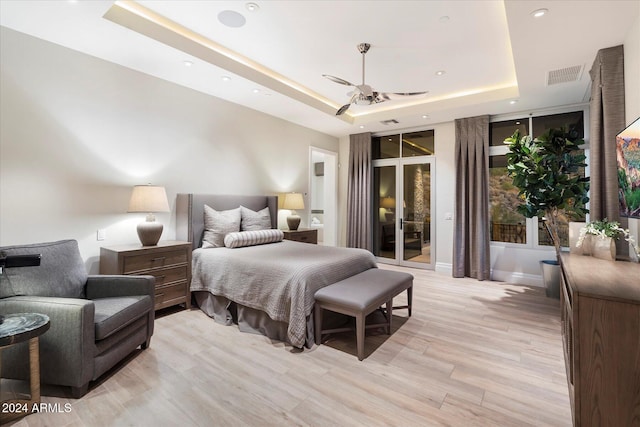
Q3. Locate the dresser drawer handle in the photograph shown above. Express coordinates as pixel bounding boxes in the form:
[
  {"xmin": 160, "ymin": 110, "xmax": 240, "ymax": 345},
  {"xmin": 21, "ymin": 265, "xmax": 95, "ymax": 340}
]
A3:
[{"xmin": 151, "ymin": 257, "xmax": 166, "ymax": 262}]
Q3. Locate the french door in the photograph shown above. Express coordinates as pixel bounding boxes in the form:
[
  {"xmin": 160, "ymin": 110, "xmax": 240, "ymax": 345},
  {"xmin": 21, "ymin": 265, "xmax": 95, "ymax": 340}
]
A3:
[{"xmin": 373, "ymin": 157, "xmax": 435, "ymax": 269}]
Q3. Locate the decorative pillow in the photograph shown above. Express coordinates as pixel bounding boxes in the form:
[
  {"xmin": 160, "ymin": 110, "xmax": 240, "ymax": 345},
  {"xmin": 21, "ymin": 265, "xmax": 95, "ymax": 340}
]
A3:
[
  {"xmin": 224, "ymin": 229, "xmax": 284, "ymax": 249},
  {"xmin": 202, "ymin": 205, "xmax": 241, "ymax": 248},
  {"xmin": 240, "ymin": 206, "xmax": 272, "ymax": 231}
]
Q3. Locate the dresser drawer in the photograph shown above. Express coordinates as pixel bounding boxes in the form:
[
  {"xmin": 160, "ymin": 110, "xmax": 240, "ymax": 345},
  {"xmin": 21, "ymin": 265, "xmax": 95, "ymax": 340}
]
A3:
[
  {"xmin": 155, "ymin": 281, "xmax": 188, "ymax": 309},
  {"xmin": 147, "ymin": 265, "xmax": 188, "ymax": 286},
  {"xmin": 123, "ymin": 250, "xmax": 188, "ymax": 274}
]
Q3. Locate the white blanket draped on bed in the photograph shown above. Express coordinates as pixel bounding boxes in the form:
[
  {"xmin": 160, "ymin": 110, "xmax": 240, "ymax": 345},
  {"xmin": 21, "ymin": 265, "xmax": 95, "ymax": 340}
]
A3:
[{"xmin": 190, "ymin": 240, "xmax": 377, "ymax": 347}]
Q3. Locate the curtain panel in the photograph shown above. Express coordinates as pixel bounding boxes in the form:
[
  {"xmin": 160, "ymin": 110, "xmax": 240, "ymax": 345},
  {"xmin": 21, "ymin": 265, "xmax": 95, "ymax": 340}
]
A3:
[
  {"xmin": 453, "ymin": 115, "xmax": 491, "ymax": 280},
  {"xmin": 589, "ymin": 44, "xmax": 625, "ymax": 222},
  {"xmin": 347, "ymin": 132, "xmax": 372, "ymax": 251}
]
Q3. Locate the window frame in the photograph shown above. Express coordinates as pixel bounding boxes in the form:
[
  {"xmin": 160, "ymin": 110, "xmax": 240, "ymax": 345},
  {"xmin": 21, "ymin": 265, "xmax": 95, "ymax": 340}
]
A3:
[{"xmin": 488, "ymin": 105, "xmax": 590, "ymax": 250}]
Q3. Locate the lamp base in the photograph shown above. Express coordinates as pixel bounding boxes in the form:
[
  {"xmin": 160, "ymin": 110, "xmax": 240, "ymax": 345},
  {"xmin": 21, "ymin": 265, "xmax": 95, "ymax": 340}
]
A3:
[
  {"xmin": 137, "ymin": 221, "xmax": 163, "ymax": 246},
  {"xmin": 287, "ymin": 215, "xmax": 301, "ymax": 231}
]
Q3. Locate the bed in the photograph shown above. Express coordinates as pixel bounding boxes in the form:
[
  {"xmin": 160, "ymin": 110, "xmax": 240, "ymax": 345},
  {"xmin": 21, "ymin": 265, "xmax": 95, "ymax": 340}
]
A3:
[{"xmin": 176, "ymin": 193, "xmax": 377, "ymax": 348}]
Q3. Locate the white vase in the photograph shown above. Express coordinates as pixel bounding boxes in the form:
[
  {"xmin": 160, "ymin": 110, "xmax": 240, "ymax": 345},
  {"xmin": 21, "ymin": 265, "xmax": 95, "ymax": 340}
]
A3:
[{"xmin": 591, "ymin": 236, "xmax": 616, "ymax": 261}]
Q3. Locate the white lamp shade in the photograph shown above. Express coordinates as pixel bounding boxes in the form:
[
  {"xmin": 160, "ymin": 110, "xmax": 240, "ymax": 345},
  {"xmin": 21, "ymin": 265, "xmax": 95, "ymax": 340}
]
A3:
[
  {"xmin": 128, "ymin": 185, "xmax": 170, "ymax": 213},
  {"xmin": 282, "ymin": 193, "xmax": 305, "ymax": 210},
  {"xmin": 380, "ymin": 197, "xmax": 396, "ymax": 209}
]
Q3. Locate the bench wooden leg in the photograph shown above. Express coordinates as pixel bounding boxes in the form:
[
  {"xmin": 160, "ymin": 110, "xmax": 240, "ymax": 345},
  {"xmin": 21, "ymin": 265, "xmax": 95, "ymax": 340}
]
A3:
[
  {"xmin": 356, "ymin": 312, "xmax": 365, "ymax": 361},
  {"xmin": 314, "ymin": 305, "xmax": 323, "ymax": 345},
  {"xmin": 386, "ymin": 300, "xmax": 392, "ymax": 334}
]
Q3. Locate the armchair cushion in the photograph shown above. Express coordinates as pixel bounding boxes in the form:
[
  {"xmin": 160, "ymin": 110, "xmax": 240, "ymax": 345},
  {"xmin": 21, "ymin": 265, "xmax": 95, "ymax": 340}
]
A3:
[
  {"xmin": 93, "ymin": 296, "xmax": 153, "ymax": 340},
  {"xmin": 0, "ymin": 239, "xmax": 87, "ymax": 298}
]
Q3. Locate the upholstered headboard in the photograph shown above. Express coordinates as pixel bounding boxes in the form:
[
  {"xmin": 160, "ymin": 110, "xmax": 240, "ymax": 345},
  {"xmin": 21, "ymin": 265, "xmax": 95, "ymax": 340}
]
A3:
[{"xmin": 176, "ymin": 194, "xmax": 279, "ymax": 251}]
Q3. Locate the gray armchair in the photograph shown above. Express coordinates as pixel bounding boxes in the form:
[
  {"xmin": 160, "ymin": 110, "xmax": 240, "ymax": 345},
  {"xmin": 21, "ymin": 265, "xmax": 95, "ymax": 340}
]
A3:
[{"xmin": 0, "ymin": 239, "xmax": 154, "ymax": 398}]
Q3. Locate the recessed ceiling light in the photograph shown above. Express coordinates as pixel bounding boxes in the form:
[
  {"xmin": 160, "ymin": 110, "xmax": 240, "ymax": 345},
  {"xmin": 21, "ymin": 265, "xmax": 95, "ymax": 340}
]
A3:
[
  {"xmin": 218, "ymin": 10, "xmax": 246, "ymax": 28},
  {"xmin": 422, "ymin": 115, "xmax": 429, "ymax": 119},
  {"xmin": 245, "ymin": 3, "xmax": 259, "ymax": 12},
  {"xmin": 253, "ymin": 89, "xmax": 260, "ymax": 94},
  {"xmin": 67, "ymin": 0, "xmax": 78, "ymax": 3},
  {"xmin": 439, "ymin": 16, "xmax": 450, "ymax": 23},
  {"xmin": 531, "ymin": 8, "xmax": 548, "ymax": 18},
  {"xmin": 435, "ymin": 70, "xmax": 445, "ymax": 76},
  {"xmin": 510, "ymin": 100, "xmax": 518, "ymax": 105},
  {"xmin": 183, "ymin": 60, "xmax": 193, "ymax": 67},
  {"xmin": 359, "ymin": 125, "xmax": 365, "ymax": 129},
  {"xmin": 221, "ymin": 76, "xmax": 231, "ymax": 82}
]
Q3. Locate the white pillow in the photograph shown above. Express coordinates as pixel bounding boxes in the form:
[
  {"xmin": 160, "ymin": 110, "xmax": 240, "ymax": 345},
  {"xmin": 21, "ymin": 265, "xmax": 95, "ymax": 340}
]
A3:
[
  {"xmin": 240, "ymin": 206, "xmax": 272, "ymax": 231},
  {"xmin": 224, "ymin": 229, "xmax": 284, "ymax": 249},
  {"xmin": 202, "ymin": 205, "xmax": 241, "ymax": 248}
]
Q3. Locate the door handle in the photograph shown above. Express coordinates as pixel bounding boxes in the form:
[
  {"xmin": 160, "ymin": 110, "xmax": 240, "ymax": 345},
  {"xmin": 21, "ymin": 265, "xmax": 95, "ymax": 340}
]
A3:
[{"xmin": 400, "ymin": 218, "xmax": 403, "ymax": 230}]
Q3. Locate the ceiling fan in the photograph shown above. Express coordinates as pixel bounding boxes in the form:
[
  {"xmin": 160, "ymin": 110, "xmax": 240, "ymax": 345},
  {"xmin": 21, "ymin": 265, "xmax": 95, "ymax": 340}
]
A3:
[{"xmin": 323, "ymin": 43, "xmax": 427, "ymax": 116}]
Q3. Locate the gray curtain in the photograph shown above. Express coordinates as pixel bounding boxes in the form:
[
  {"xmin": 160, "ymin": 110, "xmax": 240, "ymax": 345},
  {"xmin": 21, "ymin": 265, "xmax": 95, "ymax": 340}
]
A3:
[
  {"xmin": 347, "ymin": 132, "xmax": 372, "ymax": 250},
  {"xmin": 453, "ymin": 115, "xmax": 490, "ymax": 280},
  {"xmin": 589, "ymin": 45, "xmax": 625, "ymax": 221}
]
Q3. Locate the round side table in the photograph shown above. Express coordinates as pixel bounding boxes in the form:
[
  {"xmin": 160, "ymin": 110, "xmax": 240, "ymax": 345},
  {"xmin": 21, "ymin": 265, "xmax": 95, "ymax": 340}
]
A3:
[{"xmin": 0, "ymin": 313, "xmax": 50, "ymax": 423}]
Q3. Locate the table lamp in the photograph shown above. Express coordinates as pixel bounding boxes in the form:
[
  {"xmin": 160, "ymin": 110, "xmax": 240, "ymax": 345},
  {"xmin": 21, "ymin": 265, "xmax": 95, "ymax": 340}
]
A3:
[
  {"xmin": 283, "ymin": 192, "xmax": 304, "ymax": 231},
  {"xmin": 128, "ymin": 184, "xmax": 170, "ymax": 246}
]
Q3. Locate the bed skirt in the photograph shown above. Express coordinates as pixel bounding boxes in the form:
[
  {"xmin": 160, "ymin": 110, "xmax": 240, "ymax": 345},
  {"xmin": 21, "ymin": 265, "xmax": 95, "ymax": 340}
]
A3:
[
  {"xmin": 194, "ymin": 291, "xmax": 316, "ymax": 348},
  {"xmin": 194, "ymin": 291, "xmax": 352, "ymax": 349}
]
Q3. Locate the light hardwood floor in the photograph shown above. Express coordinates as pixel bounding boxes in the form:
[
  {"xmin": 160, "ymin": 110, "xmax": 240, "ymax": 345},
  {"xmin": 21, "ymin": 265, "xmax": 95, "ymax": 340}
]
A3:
[{"xmin": 3, "ymin": 265, "xmax": 571, "ymax": 426}]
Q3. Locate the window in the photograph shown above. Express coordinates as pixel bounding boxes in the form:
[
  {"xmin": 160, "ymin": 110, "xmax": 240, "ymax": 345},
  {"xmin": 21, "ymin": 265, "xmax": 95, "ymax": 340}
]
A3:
[{"xmin": 489, "ymin": 110, "xmax": 588, "ymax": 248}]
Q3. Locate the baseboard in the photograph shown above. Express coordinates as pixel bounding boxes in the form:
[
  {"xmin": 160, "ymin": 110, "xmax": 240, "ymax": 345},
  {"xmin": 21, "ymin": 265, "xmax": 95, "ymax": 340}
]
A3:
[
  {"xmin": 491, "ymin": 269, "xmax": 543, "ymax": 287},
  {"xmin": 435, "ymin": 262, "xmax": 452, "ymax": 275}
]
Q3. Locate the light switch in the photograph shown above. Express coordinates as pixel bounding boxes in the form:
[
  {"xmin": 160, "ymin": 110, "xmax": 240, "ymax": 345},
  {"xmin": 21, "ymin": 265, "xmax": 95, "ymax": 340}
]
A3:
[{"xmin": 97, "ymin": 229, "xmax": 106, "ymax": 241}]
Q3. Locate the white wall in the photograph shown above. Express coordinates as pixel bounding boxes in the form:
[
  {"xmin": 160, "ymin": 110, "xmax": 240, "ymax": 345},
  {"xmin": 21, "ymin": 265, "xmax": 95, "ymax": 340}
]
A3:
[
  {"xmin": 625, "ymin": 9, "xmax": 640, "ymax": 252},
  {"xmin": 0, "ymin": 28, "xmax": 338, "ymax": 273}
]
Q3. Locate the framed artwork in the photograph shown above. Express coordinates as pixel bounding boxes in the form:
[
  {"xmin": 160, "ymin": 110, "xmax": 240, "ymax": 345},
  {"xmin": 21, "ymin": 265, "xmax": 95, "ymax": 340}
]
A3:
[{"xmin": 617, "ymin": 117, "xmax": 640, "ymax": 218}]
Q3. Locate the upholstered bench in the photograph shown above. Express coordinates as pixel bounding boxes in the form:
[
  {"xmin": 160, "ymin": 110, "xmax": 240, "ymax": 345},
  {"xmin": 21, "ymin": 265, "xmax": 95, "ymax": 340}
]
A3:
[{"xmin": 314, "ymin": 268, "xmax": 413, "ymax": 360}]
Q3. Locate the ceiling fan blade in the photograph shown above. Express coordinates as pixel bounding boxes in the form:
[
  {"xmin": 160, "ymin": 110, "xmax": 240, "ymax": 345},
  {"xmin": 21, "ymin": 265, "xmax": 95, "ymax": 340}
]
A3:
[
  {"xmin": 336, "ymin": 93, "xmax": 359, "ymax": 115},
  {"xmin": 323, "ymin": 74, "xmax": 355, "ymax": 86},
  {"xmin": 389, "ymin": 91, "xmax": 428, "ymax": 96},
  {"xmin": 336, "ymin": 104, "xmax": 351, "ymax": 115}
]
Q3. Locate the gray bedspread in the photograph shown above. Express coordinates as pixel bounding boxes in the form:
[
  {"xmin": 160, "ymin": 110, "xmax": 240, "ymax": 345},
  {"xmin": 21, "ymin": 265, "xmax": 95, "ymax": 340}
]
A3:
[{"xmin": 190, "ymin": 240, "xmax": 377, "ymax": 347}]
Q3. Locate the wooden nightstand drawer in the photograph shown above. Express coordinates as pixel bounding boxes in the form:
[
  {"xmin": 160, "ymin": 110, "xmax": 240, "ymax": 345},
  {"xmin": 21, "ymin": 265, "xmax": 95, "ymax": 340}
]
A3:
[
  {"xmin": 283, "ymin": 229, "xmax": 318, "ymax": 244},
  {"xmin": 147, "ymin": 265, "xmax": 188, "ymax": 286},
  {"xmin": 123, "ymin": 249, "xmax": 188, "ymax": 274},
  {"xmin": 155, "ymin": 281, "xmax": 188, "ymax": 310}
]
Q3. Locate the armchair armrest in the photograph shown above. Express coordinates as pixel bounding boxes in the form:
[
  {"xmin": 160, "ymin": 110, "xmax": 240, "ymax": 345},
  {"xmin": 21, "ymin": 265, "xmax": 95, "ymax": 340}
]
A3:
[
  {"xmin": 0, "ymin": 296, "xmax": 95, "ymax": 388},
  {"xmin": 85, "ymin": 275, "xmax": 155, "ymax": 300}
]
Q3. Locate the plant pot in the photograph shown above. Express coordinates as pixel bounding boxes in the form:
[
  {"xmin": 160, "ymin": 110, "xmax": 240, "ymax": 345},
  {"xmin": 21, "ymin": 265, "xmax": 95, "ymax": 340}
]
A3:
[
  {"xmin": 540, "ymin": 260, "xmax": 560, "ymax": 299},
  {"xmin": 591, "ymin": 236, "xmax": 616, "ymax": 261}
]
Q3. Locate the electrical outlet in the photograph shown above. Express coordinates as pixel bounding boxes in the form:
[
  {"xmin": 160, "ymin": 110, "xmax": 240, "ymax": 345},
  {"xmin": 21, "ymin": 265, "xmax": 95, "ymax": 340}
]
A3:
[{"xmin": 97, "ymin": 229, "xmax": 106, "ymax": 241}]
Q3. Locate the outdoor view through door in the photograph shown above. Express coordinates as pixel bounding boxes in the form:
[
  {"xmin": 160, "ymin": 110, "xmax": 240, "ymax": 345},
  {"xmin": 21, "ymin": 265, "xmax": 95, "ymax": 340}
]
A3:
[{"xmin": 373, "ymin": 130, "xmax": 434, "ymax": 268}]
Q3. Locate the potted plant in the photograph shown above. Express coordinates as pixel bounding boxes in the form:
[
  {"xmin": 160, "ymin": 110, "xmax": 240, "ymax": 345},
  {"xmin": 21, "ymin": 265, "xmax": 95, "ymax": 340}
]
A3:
[
  {"xmin": 576, "ymin": 218, "xmax": 639, "ymax": 261},
  {"xmin": 504, "ymin": 127, "xmax": 589, "ymax": 297}
]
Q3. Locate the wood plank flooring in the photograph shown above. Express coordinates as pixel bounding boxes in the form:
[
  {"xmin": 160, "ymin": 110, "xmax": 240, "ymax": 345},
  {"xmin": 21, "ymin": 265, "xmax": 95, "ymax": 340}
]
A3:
[{"xmin": 2, "ymin": 265, "xmax": 571, "ymax": 426}]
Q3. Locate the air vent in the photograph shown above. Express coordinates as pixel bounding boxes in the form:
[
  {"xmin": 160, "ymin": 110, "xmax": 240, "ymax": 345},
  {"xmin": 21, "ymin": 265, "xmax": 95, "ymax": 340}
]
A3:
[
  {"xmin": 546, "ymin": 65, "xmax": 583, "ymax": 86},
  {"xmin": 380, "ymin": 119, "xmax": 399, "ymax": 125}
]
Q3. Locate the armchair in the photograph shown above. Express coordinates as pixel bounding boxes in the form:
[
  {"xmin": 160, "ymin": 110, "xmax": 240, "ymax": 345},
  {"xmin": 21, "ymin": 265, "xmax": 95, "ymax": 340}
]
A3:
[{"xmin": 0, "ymin": 239, "xmax": 154, "ymax": 398}]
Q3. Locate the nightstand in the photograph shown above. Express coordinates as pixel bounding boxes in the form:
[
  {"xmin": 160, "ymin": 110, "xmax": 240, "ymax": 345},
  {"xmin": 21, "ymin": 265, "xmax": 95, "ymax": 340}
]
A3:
[
  {"xmin": 100, "ymin": 241, "xmax": 192, "ymax": 311},
  {"xmin": 283, "ymin": 228, "xmax": 318, "ymax": 244}
]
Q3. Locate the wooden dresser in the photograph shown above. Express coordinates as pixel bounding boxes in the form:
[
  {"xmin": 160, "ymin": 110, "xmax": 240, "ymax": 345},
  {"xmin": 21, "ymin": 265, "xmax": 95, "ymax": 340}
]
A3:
[
  {"xmin": 100, "ymin": 241, "xmax": 192, "ymax": 311},
  {"xmin": 559, "ymin": 253, "xmax": 640, "ymax": 426},
  {"xmin": 283, "ymin": 228, "xmax": 318, "ymax": 244}
]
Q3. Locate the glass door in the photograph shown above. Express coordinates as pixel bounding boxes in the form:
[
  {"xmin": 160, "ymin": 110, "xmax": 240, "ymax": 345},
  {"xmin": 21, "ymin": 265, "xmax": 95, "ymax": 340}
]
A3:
[
  {"xmin": 401, "ymin": 160, "xmax": 433, "ymax": 268},
  {"xmin": 373, "ymin": 158, "xmax": 434, "ymax": 269}
]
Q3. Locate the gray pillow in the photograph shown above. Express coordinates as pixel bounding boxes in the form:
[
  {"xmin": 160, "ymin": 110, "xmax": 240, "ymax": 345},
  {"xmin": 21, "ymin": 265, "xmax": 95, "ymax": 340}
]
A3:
[
  {"xmin": 203, "ymin": 205, "xmax": 241, "ymax": 248},
  {"xmin": 0, "ymin": 239, "xmax": 87, "ymax": 298},
  {"xmin": 240, "ymin": 206, "xmax": 272, "ymax": 231}
]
